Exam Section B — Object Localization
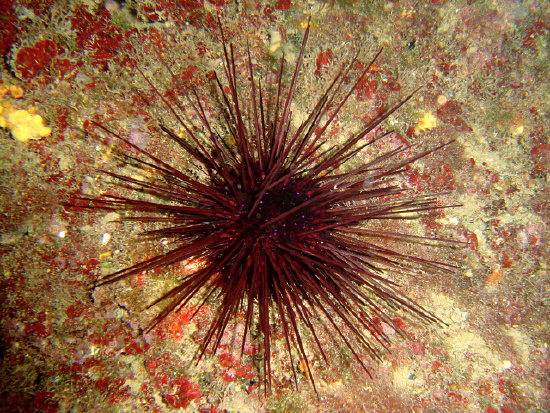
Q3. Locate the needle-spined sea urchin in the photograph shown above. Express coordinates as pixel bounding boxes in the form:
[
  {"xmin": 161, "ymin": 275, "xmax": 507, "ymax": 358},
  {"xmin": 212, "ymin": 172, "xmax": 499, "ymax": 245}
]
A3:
[{"xmin": 77, "ymin": 21, "xmax": 461, "ymax": 391}]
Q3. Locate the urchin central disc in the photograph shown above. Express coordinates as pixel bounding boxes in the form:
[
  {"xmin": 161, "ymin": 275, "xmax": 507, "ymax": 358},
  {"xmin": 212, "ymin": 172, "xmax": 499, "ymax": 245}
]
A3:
[{"xmin": 241, "ymin": 179, "xmax": 310, "ymax": 240}]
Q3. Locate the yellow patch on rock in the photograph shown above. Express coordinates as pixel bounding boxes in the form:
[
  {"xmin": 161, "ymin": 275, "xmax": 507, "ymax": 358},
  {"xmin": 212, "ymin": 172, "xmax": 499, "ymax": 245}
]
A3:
[
  {"xmin": 417, "ymin": 111, "xmax": 437, "ymax": 132},
  {"xmin": 4, "ymin": 109, "xmax": 52, "ymax": 142}
]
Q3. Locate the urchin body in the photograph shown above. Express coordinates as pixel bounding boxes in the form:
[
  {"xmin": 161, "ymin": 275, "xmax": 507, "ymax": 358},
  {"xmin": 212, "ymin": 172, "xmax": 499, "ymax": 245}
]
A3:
[{"xmin": 78, "ymin": 21, "xmax": 459, "ymax": 391}]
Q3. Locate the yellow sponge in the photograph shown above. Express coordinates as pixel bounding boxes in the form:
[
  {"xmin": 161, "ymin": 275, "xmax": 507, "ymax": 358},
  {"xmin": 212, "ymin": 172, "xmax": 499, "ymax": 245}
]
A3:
[
  {"xmin": 417, "ymin": 112, "xmax": 437, "ymax": 132},
  {"xmin": 4, "ymin": 108, "xmax": 52, "ymax": 142}
]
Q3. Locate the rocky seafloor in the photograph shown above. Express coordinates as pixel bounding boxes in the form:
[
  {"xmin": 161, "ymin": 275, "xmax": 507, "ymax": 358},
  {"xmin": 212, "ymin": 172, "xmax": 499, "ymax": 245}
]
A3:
[{"xmin": 0, "ymin": 1, "xmax": 549, "ymax": 412}]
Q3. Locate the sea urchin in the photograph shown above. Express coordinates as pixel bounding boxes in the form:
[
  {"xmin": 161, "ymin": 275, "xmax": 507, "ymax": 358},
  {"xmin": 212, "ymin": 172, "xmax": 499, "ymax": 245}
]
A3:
[{"xmin": 78, "ymin": 20, "xmax": 459, "ymax": 391}]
